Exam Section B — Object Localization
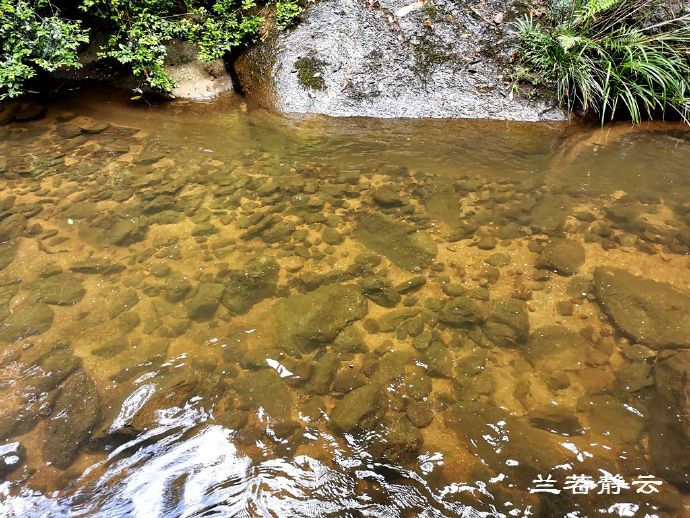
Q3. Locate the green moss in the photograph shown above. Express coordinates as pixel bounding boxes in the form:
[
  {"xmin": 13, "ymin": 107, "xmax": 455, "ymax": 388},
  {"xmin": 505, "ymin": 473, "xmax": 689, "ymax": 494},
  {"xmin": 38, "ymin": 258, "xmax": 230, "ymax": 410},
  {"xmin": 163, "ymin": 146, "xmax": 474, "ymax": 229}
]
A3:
[
  {"xmin": 295, "ymin": 56, "xmax": 326, "ymax": 90},
  {"xmin": 411, "ymin": 39, "xmax": 452, "ymax": 82}
]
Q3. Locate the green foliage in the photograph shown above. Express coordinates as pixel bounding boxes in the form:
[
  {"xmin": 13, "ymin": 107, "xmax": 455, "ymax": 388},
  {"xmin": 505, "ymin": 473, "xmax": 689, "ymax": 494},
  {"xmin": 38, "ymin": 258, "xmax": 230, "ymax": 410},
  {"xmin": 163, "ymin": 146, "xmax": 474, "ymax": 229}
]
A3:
[
  {"xmin": 0, "ymin": 0, "xmax": 88, "ymax": 99},
  {"xmin": 514, "ymin": 0, "xmax": 690, "ymax": 123},
  {"xmin": 276, "ymin": 0, "xmax": 302, "ymax": 31},
  {"xmin": 0, "ymin": 0, "xmax": 293, "ymax": 97},
  {"xmin": 80, "ymin": 0, "xmax": 264, "ymax": 92}
]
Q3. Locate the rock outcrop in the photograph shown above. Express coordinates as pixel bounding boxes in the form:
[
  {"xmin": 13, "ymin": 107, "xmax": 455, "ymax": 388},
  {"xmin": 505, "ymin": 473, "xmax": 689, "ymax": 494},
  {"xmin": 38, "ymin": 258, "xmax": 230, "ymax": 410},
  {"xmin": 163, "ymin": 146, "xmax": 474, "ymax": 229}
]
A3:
[{"xmin": 234, "ymin": 0, "xmax": 565, "ymax": 120}]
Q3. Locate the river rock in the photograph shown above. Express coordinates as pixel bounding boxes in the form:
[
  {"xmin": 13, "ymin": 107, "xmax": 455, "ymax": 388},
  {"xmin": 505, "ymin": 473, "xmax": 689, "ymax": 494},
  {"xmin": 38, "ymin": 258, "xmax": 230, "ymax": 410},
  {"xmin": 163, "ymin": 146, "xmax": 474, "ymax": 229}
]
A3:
[
  {"xmin": 438, "ymin": 296, "xmax": 483, "ymax": 327},
  {"xmin": 372, "ymin": 187, "xmax": 404, "ymax": 207},
  {"xmin": 0, "ymin": 277, "xmax": 20, "ymax": 308},
  {"xmin": 445, "ymin": 400, "xmax": 577, "ymax": 484},
  {"xmin": 108, "ymin": 369, "xmax": 224, "ymax": 435},
  {"xmin": 580, "ymin": 394, "xmax": 645, "ymax": 444},
  {"xmin": 70, "ymin": 259, "xmax": 126, "ymax": 275},
  {"xmin": 232, "ymin": 369, "xmax": 293, "ymax": 421},
  {"xmin": 354, "ymin": 213, "xmax": 436, "ymax": 272},
  {"xmin": 359, "ymin": 275, "xmax": 401, "ymax": 308},
  {"xmin": 305, "ymin": 351, "xmax": 340, "ymax": 395},
  {"xmin": 0, "ymin": 214, "xmax": 27, "ymax": 242},
  {"xmin": 370, "ymin": 416, "xmax": 423, "ymax": 462},
  {"xmin": 0, "ymin": 345, "xmax": 81, "ymax": 440},
  {"xmin": 538, "ymin": 239, "xmax": 585, "ymax": 275},
  {"xmin": 482, "ymin": 298, "xmax": 529, "ymax": 347},
  {"xmin": 593, "ymin": 267, "xmax": 690, "ymax": 349},
  {"xmin": 0, "ymin": 301, "xmax": 54, "ymax": 342},
  {"xmin": 405, "ymin": 400, "xmax": 434, "ymax": 428},
  {"xmin": 32, "ymin": 273, "xmax": 85, "ymax": 306},
  {"xmin": 43, "ymin": 370, "xmax": 101, "ymax": 469},
  {"xmin": 108, "ymin": 289, "xmax": 140, "ymax": 318},
  {"xmin": 524, "ymin": 325, "xmax": 592, "ymax": 385},
  {"xmin": 165, "ymin": 273, "xmax": 192, "ymax": 303},
  {"xmin": 0, "ymin": 242, "xmax": 17, "ymax": 271},
  {"xmin": 186, "ymin": 282, "xmax": 224, "ymax": 321},
  {"xmin": 528, "ymin": 407, "xmax": 584, "ymax": 437},
  {"xmin": 648, "ymin": 351, "xmax": 690, "ymax": 487},
  {"xmin": 525, "ymin": 194, "xmax": 572, "ymax": 235},
  {"xmin": 424, "ymin": 341, "xmax": 454, "ymax": 378},
  {"xmin": 330, "ymin": 384, "xmax": 388, "ymax": 432},
  {"xmin": 271, "ymin": 283, "xmax": 368, "ymax": 353},
  {"xmin": 220, "ymin": 255, "xmax": 279, "ymax": 315},
  {"xmin": 234, "ymin": 0, "xmax": 563, "ymax": 121}
]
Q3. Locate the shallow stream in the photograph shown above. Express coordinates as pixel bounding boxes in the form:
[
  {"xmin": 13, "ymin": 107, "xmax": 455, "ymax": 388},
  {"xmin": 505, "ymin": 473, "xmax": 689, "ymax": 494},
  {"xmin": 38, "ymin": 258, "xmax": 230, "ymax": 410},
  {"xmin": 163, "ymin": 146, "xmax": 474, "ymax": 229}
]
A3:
[{"xmin": 1, "ymin": 89, "xmax": 689, "ymax": 517}]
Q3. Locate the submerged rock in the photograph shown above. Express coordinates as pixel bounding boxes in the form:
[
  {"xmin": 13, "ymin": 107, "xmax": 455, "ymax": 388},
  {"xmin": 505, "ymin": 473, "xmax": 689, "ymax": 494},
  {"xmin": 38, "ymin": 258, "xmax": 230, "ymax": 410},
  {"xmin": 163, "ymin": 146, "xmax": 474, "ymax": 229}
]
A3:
[
  {"xmin": 359, "ymin": 275, "xmax": 401, "ymax": 308},
  {"xmin": 0, "ymin": 214, "xmax": 27, "ymax": 242},
  {"xmin": 370, "ymin": 416, "xmax": 423, "ymax": 462},
  {"xmin": 70, "ymin": 259, "xmax": 126, "ymax": 275},
  {"xmin": 594, "ymin": 267, "xmax": 690, "ymax": 349},
  {"xmin": 580, "ymin": 394, "xmax": 645, "ymax": 445},
  {"xmin": 43, "ymin": 370, "xmax": 100, "ymax": 469},
  {"xmin": 31, "ymin": 273, "xmax": 85, "ymax": 306},
  {"xmin": 438, "ymin": 296, "xmax": 483, "ymax": 327},
  {"xmin": 445, "ymin": 401, "xmax": 578, "ymax": 484},
  {"xmin": 272, "ymin": 283, "xmax": 368, "ymax": 353},
  {"xmin": 354, "ymin": 213, "xmax": 436, "ymax": 272},
  {"xmin": 0, "ymin": 242, "xmax": 17, "ymax": 272},
  {"xmin": 164, "ymin": 273, "xmax": 192, "ymax": 303},
  {"xmin": 108, "ymin": 289, "xmax": 140, "ymax": 318},
  {"xmin": 232, "ymin": 369, "xmax": 293, "ymax": 421},
  {"xmin": 186, "ymin": 283, "xmax": 224, "ymax": 321},
  {"xmin": 233, "ymin": 0, "xmax": 563, "ymax": 121},
  {"xmin": 648, "ymin": 351, "xmax": 690, "ymax": 487},
  {"xmin": 221, "ymin": 255, "xmax": 279, "ymax": 315},
  {"xmin": 482, "ymin": 298, "xmax": 529, "ymax": 347},
  {"xmin": 538, "ymin": 239, "xmax": 585, "ymax": 275},
  {"xmin": 108, "ymin": 369, "xmax": 224, "ymax": 435},
  {"xmin": 528, "ymin": 407, "xmax": 584, "ymax": 437},
  {"xmin": 524, "ymin": 326, "xmax": 592, "ymax": 375},
  {"xmin": 330, "ymin": 384, "xmax": 387, "ymax": 432},
  {"xmin": 0, "ymin": 302, "xmax": 54, "ymax": 342}
]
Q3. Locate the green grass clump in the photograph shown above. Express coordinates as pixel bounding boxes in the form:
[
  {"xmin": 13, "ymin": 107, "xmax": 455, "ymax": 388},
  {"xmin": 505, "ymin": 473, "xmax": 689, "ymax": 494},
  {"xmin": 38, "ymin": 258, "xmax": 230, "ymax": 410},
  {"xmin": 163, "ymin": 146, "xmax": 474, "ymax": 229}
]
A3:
[{"xmin": 514, "ymin": 0, "xmax": 690, "ymax": 123}]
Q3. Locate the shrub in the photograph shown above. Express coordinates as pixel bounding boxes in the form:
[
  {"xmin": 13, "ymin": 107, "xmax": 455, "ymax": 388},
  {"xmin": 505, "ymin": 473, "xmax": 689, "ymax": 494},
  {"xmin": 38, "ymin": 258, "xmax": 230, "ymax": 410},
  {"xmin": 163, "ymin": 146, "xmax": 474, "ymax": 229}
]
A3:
[
  {"xmin": 0, "ymin": 0, "xmax": 88, "ymax": 99},
  {"xmin": 514, "ymin": 0, "xmax": 690, "ymax": 123},
  {"xmin": 276, "ymin": 0, "xmax": 302, "ymax": 31},
  {"xmin": 1, "ymin": 0, "xmax": 301, "ymax": 98}
]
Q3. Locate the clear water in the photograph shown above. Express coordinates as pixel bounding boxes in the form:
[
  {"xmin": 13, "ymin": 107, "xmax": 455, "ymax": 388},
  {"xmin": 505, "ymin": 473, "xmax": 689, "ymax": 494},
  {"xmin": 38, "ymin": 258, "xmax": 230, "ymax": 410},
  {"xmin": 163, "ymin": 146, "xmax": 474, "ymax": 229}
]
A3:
[{"xmin": 1, "ymin": 89, "xmax": 689, "ymax": 517}]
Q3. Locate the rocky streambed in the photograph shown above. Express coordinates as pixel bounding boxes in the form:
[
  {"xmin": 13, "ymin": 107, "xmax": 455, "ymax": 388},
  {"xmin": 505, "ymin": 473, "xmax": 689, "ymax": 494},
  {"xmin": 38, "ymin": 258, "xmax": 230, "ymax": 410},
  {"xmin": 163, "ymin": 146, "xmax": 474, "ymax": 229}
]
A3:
[{"xmin": 0, "ymin": 93, "xmax": 689, "ymax": 516}]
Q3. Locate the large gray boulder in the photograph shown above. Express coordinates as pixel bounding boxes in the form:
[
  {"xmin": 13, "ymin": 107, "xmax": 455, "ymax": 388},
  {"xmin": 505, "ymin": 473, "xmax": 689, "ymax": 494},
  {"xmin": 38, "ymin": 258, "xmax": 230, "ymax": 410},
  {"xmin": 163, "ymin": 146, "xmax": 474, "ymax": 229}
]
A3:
[{"xmin": 234, "ymin": 0, "xmax": 565, "ymax": 120}]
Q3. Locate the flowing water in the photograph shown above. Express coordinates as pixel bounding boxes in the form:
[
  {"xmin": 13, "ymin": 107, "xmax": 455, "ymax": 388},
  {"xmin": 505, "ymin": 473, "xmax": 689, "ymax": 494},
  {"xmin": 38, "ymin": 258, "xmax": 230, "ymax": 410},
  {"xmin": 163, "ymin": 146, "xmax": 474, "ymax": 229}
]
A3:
[{"xmin": 1, "ymin": 89, "xmax": 690, "ymax": 517}]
